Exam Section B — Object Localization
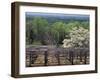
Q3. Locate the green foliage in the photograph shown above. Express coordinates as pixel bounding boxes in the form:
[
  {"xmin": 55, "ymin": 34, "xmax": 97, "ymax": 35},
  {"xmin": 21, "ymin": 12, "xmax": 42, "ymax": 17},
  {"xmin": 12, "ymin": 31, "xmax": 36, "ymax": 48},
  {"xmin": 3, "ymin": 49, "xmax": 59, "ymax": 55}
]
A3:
[
  {"xmin": 65, "ymin": 21, "xmax": 81, "ymax": 32},
  {"xmin": 50, "ymin": 22, "xmax": 66, "ymax": 45},
  {"xmin": 26, "ymin": 17, "xmax": 49, "ymax": 45},
  {"xmin": 81, "ymin": 21, "xmax": 89, "ymax": 29},
  {"xmin": 26, "ymin": 16, "xmax": 89, "ymax": 46}
]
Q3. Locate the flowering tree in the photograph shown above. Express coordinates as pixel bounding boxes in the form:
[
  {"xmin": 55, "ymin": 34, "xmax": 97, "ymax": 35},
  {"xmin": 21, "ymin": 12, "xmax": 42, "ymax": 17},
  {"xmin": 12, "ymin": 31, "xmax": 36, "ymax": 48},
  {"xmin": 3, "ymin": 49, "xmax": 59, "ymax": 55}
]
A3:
[{"xmin": 62, "ymin": 27, "xmax": 89, "ymax": 48}]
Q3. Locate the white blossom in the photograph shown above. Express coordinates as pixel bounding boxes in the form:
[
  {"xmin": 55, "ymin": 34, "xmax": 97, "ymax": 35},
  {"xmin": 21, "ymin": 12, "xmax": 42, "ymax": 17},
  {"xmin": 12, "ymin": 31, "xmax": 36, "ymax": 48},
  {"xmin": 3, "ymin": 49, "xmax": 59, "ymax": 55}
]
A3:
[{"xmin": 62, "ymin": 27, "xmax": 89, "ymax": 48}]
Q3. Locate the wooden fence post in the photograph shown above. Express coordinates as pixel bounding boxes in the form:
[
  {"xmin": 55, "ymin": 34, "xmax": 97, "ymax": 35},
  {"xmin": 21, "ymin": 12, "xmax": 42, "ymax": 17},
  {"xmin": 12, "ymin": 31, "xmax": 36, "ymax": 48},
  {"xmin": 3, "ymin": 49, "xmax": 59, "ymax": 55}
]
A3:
[
  {"xmin": 69, "ymin": 49, "xmax": 74, "ymax": 65},
  {"xmin": 84, "ymin": 51, "xmax": 87, "ymax": 64},
  {"xmin": 80, "ymin": 50, "xmax": 82, "ymax": 62},
  {"xmin": 57, "ymin": 54, "xmax": 60, "ymax": 65},
  {"xmin": 29, "ymin": 52, "xmax": 32, "ymax": 67},
  {"xmin": 44, "ymin": 50, "xmax": 48, "ymax": 66},
  {"xmin": 71, "ymin": 50, "xmax": 74, "ymax": 65}
]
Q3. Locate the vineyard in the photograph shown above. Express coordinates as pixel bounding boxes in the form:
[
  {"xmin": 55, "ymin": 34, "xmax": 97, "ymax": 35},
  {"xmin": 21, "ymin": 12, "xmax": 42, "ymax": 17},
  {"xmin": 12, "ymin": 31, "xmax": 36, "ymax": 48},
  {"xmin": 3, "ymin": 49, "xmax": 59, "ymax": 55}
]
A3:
[
  {"xmin": 26, "ymin": 12, "xmax": 90, "ymax": 67},
  {"xmin": 26, "ymin": 46, "xmax": 89, "ymax": 67}
]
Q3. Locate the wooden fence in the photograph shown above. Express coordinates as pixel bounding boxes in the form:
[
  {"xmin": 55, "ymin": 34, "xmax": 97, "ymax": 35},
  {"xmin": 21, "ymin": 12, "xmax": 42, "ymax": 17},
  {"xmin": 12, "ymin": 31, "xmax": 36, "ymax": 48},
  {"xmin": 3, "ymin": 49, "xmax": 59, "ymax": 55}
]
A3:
[{"xmin": 26, "ymin": 47, "xmax": 89, "ymax": 67}]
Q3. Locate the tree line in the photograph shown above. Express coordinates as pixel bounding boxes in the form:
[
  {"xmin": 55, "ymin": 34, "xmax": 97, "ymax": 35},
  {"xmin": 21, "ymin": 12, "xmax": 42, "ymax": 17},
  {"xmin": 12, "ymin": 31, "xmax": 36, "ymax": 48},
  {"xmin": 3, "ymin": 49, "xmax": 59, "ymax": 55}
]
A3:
[{"xmin": 26, "ymin": 16, "xmax": 89, "ymax": 47}]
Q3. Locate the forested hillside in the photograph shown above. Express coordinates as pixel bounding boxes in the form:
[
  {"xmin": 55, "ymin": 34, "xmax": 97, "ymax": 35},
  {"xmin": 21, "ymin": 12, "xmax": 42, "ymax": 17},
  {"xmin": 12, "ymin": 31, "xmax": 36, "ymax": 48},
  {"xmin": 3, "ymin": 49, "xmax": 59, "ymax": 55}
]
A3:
[{"xmin": 26, "ymin": 12, "xmax": 89, "ymax": 47}]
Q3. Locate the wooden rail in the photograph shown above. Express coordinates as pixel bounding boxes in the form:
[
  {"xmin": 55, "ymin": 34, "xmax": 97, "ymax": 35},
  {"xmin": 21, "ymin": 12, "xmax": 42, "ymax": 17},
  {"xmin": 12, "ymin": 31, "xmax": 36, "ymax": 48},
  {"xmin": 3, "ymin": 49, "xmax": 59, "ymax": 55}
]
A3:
[{"xmin": 26, "ymin": 47, "xmax": 89, "ymax": 67}]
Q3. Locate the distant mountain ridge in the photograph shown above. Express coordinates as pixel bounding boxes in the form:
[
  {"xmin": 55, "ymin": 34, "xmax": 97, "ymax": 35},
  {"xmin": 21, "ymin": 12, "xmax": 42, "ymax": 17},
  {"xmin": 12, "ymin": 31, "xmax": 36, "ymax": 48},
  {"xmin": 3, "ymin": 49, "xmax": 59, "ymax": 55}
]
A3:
[{"xmin": 26, "ymin": 12, "xmax": 89, "ymax": 23}]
